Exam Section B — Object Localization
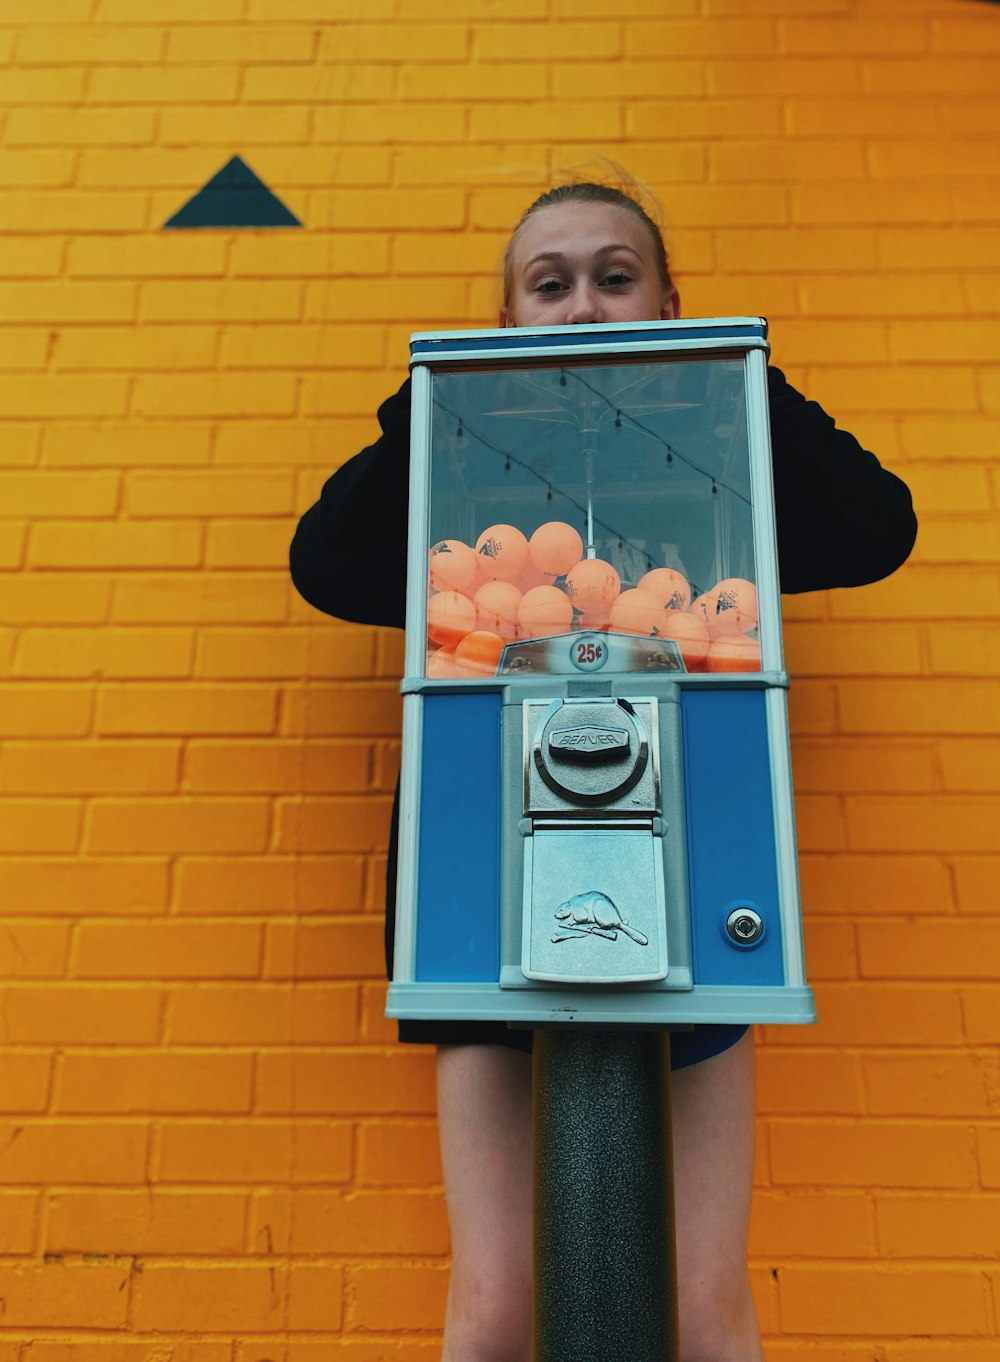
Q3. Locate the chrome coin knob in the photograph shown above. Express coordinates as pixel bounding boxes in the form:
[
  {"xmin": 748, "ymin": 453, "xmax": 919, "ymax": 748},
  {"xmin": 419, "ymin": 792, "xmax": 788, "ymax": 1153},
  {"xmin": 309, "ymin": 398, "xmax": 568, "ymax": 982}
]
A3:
[{"xmin": 725, "ymin": 907, "xmax": 764, "ymax": 946}]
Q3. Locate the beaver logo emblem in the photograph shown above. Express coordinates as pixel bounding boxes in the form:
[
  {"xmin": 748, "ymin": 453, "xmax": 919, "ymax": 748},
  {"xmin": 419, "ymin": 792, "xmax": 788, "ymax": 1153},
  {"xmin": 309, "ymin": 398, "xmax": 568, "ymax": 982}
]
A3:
[{"xmin": 551, "ymin": 891, "xmax": 648, "ymax": 946}]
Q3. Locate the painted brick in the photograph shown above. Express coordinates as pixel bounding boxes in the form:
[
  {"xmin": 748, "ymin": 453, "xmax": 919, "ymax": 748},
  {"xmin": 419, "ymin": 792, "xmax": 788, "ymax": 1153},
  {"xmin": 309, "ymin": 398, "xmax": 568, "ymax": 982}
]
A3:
[
  {"xmin": 877, "ymin": 1193, "xmax": 1000, "ymax": 1260},
  {"xmin": 0, "ymin": 1053, "xmax": 50, "ymax": 1112},
  {"xmin": 43, "ymin": 421, "xmax": 212, "ymax": 467},
  {"xmin": 288, "ymin": 1262, "xmax": 344, "ymax": 1332},
  {"xmin": 264, "ymin": 919, "xmax": 385, "ymax": 980},
  {"xmin": 710, "ymin": 57, "xmax": 859, "ymax": 96},
  {"xmin": 0, "ymin": 741, "xmax": 179, "ymax": 795},
  {"xmin": 358, "ymin": 1121, "xmax": 443, "ymax": 1188},
  {"xmin": 0, "ymin": 1189, "xmax": 38, "ymax": 1254},
  {"xmin": 0, "ymin": 1262, "xmax": 131, "ymax": 1329},
  {"xmin": 756, "ymin": 1049, "xmax": 863, "ymax": 1115},
  {"xmin": 780, "ymin": 1264, "xmax": 990, "ymax": 1336},
  {"xmin": 863, "ymin": 1053, "xmax": 1000, "ymax": 1118},
  {"xmin": 749, "ymin": 1190, "xmax": 876, "ymax": 1258},
  {"xmin": 98, "ymin": 0, "xmax": 244, "ymax": 17},
  {"xmin": 168, "ymin": 982, "xmax": 358, "ymax": 1046},
  {"xmin": 0, "ymin": 859, "xmax": 169, "ymax": 915},
  {"xmin": 0, "ymin": 685, "xmax": 93, "ymax": 737},
  {"xmin": 961, "ymin": 985, "xmax": 1000, "ymax": 1044},
  {"xmin": 786, "ymin": 96, "xmax": 940, "ymax": 137},
  {"xmin": 96, "ymin": 683, "xmax": 277, "ymax": 737},
  {"xmin": 0, "ymin": 471, "xmax": 119, "ymax": 517},
  {"xmin": 953, "ymin": 858, "xmax": 1000, "ymax": 917},
  {"xmin": 939, "ymin": 738, "xmax": 1000, "ymax": 792},
  {"xmin": 862, "ymin": 56, "xmax": 1000, "ymax": 95},
  {"xmin": 73, "ymin": 921, "xmax": 261, "ymax": 979},
  {"xmin": 19, "ymin": 1344, "xmax": 230, "ymax": 1362},
  {"xmin": 14, "ymin": 627, "xmax": 194, "ymax": 679},
  {"xmin": 790, "ymin": 739, "xmax": 935, "ymax": 793},
  {"xmin": 183, "ymin": 739, "xmax": 370, "ymax": 793},
  {"xmin": 0, "ymin": 800, "xmax": 81, "ymax": 854},
  {"xmin": 315, "ymin": 103, "xmax": 462, "ymax": 144},
  {"xmin": 113, "ymin": 576, "xmax": 288, "ymax": 625},
  {"xmin": 167, "ymin": 24, "xmax": 317, "ymax": 63},
  {"xmin": 133, "ymin": 372, "xmax": 297, "ymax": 419},
  {"xmin": 280, "ymin": 1189, "xmax": 448, "ymax": 1256},
  {"xmin": 16, "ymin": 26, "xmax": 164, "ymax": 64},
  {"xmin": 770, "ymin": 1118, "xmax": 976, "ymax": 1188},
  {"xmin": 781, "ymin": 18, "xmax": 928, "ymax": 53},
  {"xmin": 273, "ymin": 796, "xmax": 393, "ymax": 853},
  {"xmin": 858, "ymin": 921, "xmax": 1000, "ymax": 981},
  {"xmin": 469, "ymin": 101, "xmax": 623, "ymax": 143},
  {"xmin": 29, "ymin": 521, "xmax": 203, "ymax": 570},
  {"xmin": 349, "ymin": 1263, "xmax": 449, "ymax": 1332},
  {"xmin": 159, "ymin": 106, "xmax": 309, "ymax": 145},
  {"xmin": 54, "ymin": 326, "xmax": 216, "ymax": 372},
  {"xmin": 0, "ymin": 191, "xmax": 147, "ymax": 234},
  {"xmin": 0, "ymin": 1119, "xmax": 148, "ymax": 1185},
  {"xmin": 256, "ymin": 1050, "xmax": 436, "ymax": 1116},
  {"xmin": 89, "ymin": 65, "xmax": 238, "ymax": 103},
  {"xmin": 195, "ymin": 627, "xmax": 374, "ymax": 680},
  {"xmin": 3, "ymin": 986, "xmax": 161, "ymax": 1044},
  {"xmin": 844, "ymin": 795, "xmax": 1000, "ymax": 853},
  {"xmin": 133, "ymin": 1263, "xmax": 286, "ymax": 1333},
  {"xmin": 785, "ymin": 621, "xmax": 923, "ymax": 677},
  {"xmin": 55, "ymin": 1052, "xmax": 253, "ymax": 1115},
  {"xmin": 774, "ymin": 983, "xmax": 967, "ymax": 1052},
  {"xmin": 173, "ymin": 855, "xmax": 364, "ymax": 915},
  {"xmin": 798, "ymin": 854, "xmax": 953, "ymax": 918},
  {"xmin": 303, "ymin": 276, "xmax": 466, "ymax": 322},
  {"xmin": 46, "ymin": 1189, "xmax": 245, "ymax": 1255},
  {"xmin": 712, "ymin": 139, "xmax": 866, "ymax": 183},
  {"xmin": 279, "ymin": 683, "xmax": 402, "ymax": 737},
  {"xmin": 156, "ymin": 1119, "xmax": 352, "ymax": 1185}
]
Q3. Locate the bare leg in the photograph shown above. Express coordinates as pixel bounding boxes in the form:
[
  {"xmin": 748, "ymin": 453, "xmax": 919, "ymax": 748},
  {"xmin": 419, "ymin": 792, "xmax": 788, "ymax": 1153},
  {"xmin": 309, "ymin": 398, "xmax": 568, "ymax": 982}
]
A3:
[
  {"xmin": 436, "ymin": 1030, "xmax": 762, "ymax": 1362},
  {"xmin": 437, "ymin": 1044, "xmax": 533, "ymax": 1362},
  {"xmin": 671, "ymin": 1028, "xmax": 764, "ymax": 1362}
]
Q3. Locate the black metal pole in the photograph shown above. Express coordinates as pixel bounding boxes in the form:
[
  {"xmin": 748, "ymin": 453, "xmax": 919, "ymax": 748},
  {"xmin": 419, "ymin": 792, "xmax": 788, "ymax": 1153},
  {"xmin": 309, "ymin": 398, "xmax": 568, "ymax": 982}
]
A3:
[{"xmin": 533, "ymin": 1028, "xmax": 680, "ymax": 1362}]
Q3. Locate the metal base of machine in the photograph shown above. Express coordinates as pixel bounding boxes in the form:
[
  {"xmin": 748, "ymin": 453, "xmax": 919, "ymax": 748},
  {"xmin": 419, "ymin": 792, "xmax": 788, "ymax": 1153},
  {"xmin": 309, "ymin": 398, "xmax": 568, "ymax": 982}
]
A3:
[{"xmin": 533, "ymin": 1029, "xmax": 679, "ymax": 1362}]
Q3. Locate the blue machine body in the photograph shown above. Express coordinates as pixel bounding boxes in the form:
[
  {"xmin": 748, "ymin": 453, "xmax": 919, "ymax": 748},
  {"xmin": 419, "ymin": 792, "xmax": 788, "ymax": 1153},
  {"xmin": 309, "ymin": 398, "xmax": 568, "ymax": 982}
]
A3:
[{"xmin": 388, "ymin": 320, "xmax": 814, "ymax": 1028}]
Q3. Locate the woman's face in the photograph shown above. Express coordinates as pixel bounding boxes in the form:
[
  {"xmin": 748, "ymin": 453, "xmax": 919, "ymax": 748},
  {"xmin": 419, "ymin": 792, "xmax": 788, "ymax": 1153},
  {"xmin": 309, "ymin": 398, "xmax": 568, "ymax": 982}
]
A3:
[{"xmin": 501, "ymin": 200, "xmax": 679, "ymax": 329}]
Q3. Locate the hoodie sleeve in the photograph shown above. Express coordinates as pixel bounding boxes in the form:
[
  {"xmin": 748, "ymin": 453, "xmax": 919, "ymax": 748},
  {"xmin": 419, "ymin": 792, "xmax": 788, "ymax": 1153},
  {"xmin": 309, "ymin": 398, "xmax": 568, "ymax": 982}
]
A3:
[
  {"xmin": 289, "ymin": 377, "xmax": 412, "ymax": 629},
  {"xmin": 767, "ymin": 365, "xmax": 917, "ymax": 594}
]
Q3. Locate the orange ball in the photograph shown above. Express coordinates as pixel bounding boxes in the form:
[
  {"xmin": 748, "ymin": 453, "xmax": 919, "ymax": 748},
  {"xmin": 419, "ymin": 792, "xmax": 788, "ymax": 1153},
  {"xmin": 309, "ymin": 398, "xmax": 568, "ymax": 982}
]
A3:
[
  {"xmin": 455, "ymin": 630, "xmax": 505, "ymax": 677},
  {"xmin": 609, "ymin": 588, "xmax": 663, "ymax": 636},
  {"xmin": 706, "ymin": 634, "xmax": 762, "ymax": 673},
  {"xmin": 693, "ymin": 578, "xmax": 758, "ymax": 637},
  {"xmin": 428, "ymin": 539, "xmax": 477, "ymax": 593},
  {"xmin": 474, "ymin": 580, "xmax": 522, "ymax": 641},
  {"xmin": 575, "ymin": 602, "xmax": 612, "ymax": 632},
  {"xmin": 518, "ymin": 585, "xmax": 573, "ymax": 638},
  {"xmin": 529, "ymin": 521, "xmax": 584, "ymax": 578},
  {"xmin": 426, "ymin": 646, "xmax": 461, "ymax": 679},
  {"xmin": 427, "ymin": 590, "xmax": 475, "ymax": 646},
  {"xmin": 638, "ymin": 567, "xmax": 690, "ymax": 614},
  {"xmin": 475, "ymin": 524, "xmax": 529, "ymax": 583},
  {"xmin": 657, "ymin": 611, "xmax": 710, "ymax": 670},
  {"xmin": 513, "ymin": 562, "xmax": 554, "ymax": 593},
  {"xmin": 565, "ymin": 558, "xmax": 620, "ymax": 609}
]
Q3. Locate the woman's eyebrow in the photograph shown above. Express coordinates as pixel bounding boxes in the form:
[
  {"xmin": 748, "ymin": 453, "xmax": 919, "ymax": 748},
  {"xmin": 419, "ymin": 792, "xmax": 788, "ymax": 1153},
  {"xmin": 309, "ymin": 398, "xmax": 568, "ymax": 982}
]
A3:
[{"xmin": 524, "ymin": 244, "xmax": 643, "ymax": 269}]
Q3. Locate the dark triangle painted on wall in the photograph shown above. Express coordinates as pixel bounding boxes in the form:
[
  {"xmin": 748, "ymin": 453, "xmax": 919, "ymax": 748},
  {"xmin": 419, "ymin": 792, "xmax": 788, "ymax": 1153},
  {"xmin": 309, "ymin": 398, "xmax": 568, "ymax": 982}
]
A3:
[{"xmin": 163, "ymin": 155, "xmax": 302, "ymax": 229}]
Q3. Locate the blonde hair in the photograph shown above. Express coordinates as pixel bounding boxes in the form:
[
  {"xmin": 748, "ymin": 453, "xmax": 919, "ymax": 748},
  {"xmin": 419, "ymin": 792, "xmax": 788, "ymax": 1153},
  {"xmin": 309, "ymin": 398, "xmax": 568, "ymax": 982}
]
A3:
[{"xmin": 502, "ymin": 179, "xmax": 674, "ymax": 307}]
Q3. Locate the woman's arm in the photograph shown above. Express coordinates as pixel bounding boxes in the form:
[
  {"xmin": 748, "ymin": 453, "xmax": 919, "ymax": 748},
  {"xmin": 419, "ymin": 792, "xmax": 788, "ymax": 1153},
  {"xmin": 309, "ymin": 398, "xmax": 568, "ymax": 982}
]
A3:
[
  {"xmin": 289, "ymin": 378, "xmax": 411, "ymax": 628},
  {"xmin": 767, "ymin": 365, "xmax": 917, "ymax": 594}
]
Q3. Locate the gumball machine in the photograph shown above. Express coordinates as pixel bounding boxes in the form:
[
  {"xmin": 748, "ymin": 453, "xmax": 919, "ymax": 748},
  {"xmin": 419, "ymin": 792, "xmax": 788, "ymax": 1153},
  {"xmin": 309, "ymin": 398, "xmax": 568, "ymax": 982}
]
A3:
[{"xmin": 387, "ymin": 319, "xmax": 814, "ymax": 1361}]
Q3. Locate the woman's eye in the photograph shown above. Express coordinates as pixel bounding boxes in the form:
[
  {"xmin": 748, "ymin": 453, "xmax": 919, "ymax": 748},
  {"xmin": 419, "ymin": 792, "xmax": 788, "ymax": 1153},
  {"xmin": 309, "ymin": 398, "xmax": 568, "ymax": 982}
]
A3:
[
  {"xmin": 603, "ymin": 270, "xmax": 632, "ymax": 287},
  {"xmin": 535, "ymin": 278, "xmax": 565, "ymax": 293}
]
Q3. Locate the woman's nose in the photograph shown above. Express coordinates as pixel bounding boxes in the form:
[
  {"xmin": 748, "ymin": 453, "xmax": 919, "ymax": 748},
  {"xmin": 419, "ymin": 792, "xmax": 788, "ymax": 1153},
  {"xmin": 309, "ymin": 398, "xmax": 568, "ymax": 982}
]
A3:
[{"xmin": 565, "ymin": 285, "xmax": 603, "ymax": 325}]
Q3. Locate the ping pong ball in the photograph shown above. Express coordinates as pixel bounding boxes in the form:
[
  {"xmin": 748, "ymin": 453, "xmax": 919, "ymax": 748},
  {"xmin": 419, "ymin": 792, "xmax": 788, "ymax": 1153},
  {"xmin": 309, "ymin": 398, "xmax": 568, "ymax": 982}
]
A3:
[
  {"xmin": 565, "ymin": 558, "xmax": 620, "ymax": 608},
  {"xmin": 638, "ymin": 567, "xmax": 690, "ymax": 614},
  {"xmin": 455, "ymin": 630, "xmax": 505, "ymax": 677},
  {"xmin": 529, "ymin": 521, "xmax": 584, "ymax": 578},
  {"xmin": 474, "ymin": 580, "xmax": 522, "ymax": 641},
  {"xmin": 428, "ymin": 539, "xmax": 477, "ymax": 593},
  {"xmin": 426, "ymin": 646, "xmax": 461, "ymax": 679},
  {"xmin": 427, "ymin": 590, "xmax": 475, "ymax": 646},
  {"xmin": 706, "ymin": 634, "xmax": 762, "ymax": 673},
  {"xmin": 609, "ymin": 588, "xmax": 663, "ymax": 636},
  {"xmin": 518, "ymin": 585, "xmax": 573, "ymax": 638},
  {"xmin": 693, "ymin": 578, "xmax": 758, "ymax": 637},
  {"xmin": 658, "ymin": 611, "xmax": 710, "ymax": 669},
  {"xmin": 476, "ymin": 524, "xmax": 529, "ymax": 583}
]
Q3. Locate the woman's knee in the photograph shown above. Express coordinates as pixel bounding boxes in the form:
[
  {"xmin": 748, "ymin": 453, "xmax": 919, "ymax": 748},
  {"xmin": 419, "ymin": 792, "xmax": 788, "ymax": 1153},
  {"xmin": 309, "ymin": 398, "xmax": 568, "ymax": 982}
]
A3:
[
  {"xmin": 677, "ymin": 1263, "xmax": 763, "ymax": 1362},
  {"xmin": 443, "ymin": 1267, "xmax": 531, "ymax": 1362}
]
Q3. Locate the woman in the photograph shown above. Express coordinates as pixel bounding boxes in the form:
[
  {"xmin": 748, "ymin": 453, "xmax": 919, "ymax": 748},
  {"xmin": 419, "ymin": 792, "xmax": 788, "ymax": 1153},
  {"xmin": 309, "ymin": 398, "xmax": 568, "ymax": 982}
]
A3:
[{"xmin": 291, "ymin": 182, "xmax": 917, "ymax": 1361}]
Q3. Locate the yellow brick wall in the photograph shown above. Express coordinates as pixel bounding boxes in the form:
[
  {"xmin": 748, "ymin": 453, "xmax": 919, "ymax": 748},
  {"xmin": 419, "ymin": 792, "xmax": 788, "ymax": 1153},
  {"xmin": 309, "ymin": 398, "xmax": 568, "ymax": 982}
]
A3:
[{"xmin": 0, "ymin": 0, "xmax": 997, "ymax": 1355}]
